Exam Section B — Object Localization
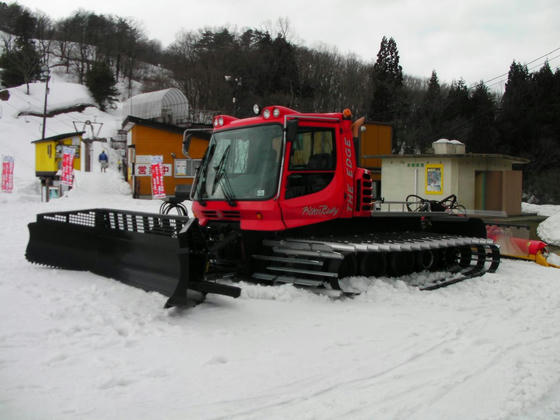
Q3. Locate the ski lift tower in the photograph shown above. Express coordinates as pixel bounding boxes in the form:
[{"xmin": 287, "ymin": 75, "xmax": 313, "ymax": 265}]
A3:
[{"xmin": 73, "ymin": 120, "xmax": 105, "ymax": 172}]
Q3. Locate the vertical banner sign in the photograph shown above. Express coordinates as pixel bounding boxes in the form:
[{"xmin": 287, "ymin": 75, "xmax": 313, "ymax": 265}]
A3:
[
  {"xmin": 151, "ymin": 155, "xmax": 166, "ymax": 199},
  {"xmin": 60, "ymin": 146, "xmax": 75, "ymax": 187},
  {"xmin": 1, "ymin": 155, "xmax": 14, "ymax": 193}
]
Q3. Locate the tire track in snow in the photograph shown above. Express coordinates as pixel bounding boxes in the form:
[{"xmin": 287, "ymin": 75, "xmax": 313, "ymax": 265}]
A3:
[{"xmin": 187, "ymin": 331, "xmax": 464, "ymax": 419}]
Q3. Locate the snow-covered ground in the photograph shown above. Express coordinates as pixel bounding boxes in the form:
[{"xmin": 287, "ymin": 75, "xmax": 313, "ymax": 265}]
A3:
[{"xmin": 1, "ymin": 79, "xmax": 560, "ymax": 420}]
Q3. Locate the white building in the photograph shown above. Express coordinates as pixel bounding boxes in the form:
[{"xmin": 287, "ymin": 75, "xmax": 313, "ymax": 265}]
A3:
[{"xmin": 378, "ymin": 140, "xmax": 529, "ymax": 215}]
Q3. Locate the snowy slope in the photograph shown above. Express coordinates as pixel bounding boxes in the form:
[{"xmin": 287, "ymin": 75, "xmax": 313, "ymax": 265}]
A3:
[
  {"xmin": 1, "ymin": 79, "xmax": 560, "ymax": 420},
  {"xmin": 0, "ymin": 73, "xmax": 122, "ymax": 184}
]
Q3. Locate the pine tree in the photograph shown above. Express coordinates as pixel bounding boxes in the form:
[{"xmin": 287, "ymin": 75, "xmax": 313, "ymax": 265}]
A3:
[
  {"xmin": 499, "ymin": 61, "xmax": 531, "ymax": 156},
  {"xmin": 85, "ymin": 61, "xmax": 118, "ymax": 111},
  {"xmin": 439, "ymin": 79, "xmax": 471, "ymax": 142},
  {"xmin": 368, "ymin": 36, "xmax": 403, "ymax": 122},
  {"xmin": 468, "ymin": 82, "xmax": 497, "ymax": 153},
  {"xmin": 416, "ymin": 70, "xmax": 443, "ymax": 151},
  {"xmin": 0, "ymin": 10, "xmax": 41, "ymax": 93}
]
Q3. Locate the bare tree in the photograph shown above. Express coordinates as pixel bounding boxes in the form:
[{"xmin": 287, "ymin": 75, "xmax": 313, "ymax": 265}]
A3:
[{"xmin": 34, "ymin": 13, "xmax": 54, "ymax": 60}]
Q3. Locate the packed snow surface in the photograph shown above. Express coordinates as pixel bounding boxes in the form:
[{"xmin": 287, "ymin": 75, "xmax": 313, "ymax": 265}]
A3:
[
  {"xmin": 1, "ymin": 77, "xmax": 560, "ymax": 420},
  {"xmin": 1, "ymin": 185, "xmax": 560, "ymax": 420}
]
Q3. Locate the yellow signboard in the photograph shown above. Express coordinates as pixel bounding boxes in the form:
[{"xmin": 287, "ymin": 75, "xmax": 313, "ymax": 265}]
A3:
[{"xmin": 425, "ymin": 164, "xmax": 443, "ymax": 195}]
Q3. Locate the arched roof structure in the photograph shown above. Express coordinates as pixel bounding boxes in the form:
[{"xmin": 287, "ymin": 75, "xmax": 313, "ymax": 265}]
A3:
[{"xmin": 122, "ymin": 88, "xmax": 189, "ymax": 126}]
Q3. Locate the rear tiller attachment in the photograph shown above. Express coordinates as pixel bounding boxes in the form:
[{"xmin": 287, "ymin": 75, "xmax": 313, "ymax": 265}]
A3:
[{"xmin": 25, "ymin": 208, "xmax": 240, "ymax": 308}]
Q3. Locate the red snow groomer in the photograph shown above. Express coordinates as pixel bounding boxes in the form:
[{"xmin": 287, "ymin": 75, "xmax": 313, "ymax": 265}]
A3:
[{"xmin": 26, "ymin": 106, "xmax": 500, "ymax": 307}]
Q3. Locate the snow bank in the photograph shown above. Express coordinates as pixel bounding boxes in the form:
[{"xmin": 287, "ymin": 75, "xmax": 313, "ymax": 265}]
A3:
[
  {"xmin": 2, "ymin": 80, "xmax": 95, "ymax": 119},
  {"xmin": 548, "ymin": 252, "xmax": 560, "ymax": 266},
  {"xmin": 538, "ymin": 212, "xmax": 560, "ymax": 246},
  {"xmin": 522, "ymin": 202, "xmax": 560, "ymax": 217}
]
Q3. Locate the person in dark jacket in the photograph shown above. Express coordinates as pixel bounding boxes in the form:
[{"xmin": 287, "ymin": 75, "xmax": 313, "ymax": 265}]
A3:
[{"xmin": 99, "ymin": 151, "xmax": 108, "ymax": 172}]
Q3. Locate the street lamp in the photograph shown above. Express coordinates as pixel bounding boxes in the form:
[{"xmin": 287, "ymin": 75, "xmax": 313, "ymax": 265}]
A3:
[
  {"xmin": 40, "ymin": 65, "xmax": 50, "ymax": 140},
  {"xmin": 224, "ymin": 75, "xmax": 242, "ymax": 115}
]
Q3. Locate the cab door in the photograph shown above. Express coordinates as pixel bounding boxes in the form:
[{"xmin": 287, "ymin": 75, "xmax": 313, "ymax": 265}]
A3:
[{"xmin": 279, "ymin": 124, "xmax": 345, "ymax": 229}]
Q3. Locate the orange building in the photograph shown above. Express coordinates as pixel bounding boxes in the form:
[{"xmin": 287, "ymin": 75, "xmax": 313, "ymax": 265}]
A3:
[
  {"xmin": 358, "ymin": 122, "xmax": 393, "ymax": 199},
  {"xmin": 122, "ymin": 116, "xmax": 210, "ymax": 198}
]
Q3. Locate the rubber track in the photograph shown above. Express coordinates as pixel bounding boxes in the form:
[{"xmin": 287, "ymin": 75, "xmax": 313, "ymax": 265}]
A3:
[{"xmin": 252, "ymin": 232, "xmax": 500, "ymax": 292}]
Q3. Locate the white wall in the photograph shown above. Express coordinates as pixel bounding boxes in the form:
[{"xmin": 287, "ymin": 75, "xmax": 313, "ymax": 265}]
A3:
[
  {"xmin": 381, "ymin": 156, "xmax": 514, "ymax": 209},
  {"xmin": 381, "ymin": 157, "xmax": 457, "ymax": 202}
]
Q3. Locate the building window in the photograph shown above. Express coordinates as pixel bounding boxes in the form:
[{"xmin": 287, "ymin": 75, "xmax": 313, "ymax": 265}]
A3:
[{"xmin": 174, "ymin": 158, "xmax": 201, "ymax": 178}]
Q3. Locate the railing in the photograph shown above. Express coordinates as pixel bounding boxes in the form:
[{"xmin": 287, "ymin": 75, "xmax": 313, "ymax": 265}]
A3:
[
  {"xmin": 38, "ymin": 208, "xmax": 190, "ymax": 238},
  {"xmin": 371, "ymin": 200, "xmax": 409, "ymax": 212}
]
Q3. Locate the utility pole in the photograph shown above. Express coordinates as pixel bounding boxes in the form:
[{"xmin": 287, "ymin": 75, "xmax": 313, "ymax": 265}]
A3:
[{"xmin": 41, "ymin": 65, "xmax": 50, "ymax": 140}]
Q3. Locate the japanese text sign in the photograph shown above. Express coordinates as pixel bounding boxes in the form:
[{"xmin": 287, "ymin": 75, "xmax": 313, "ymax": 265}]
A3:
[
  {"xmin": 151, "ymin": 155, "xmax": 166, "ymax": 199},
  {"xmin": 1, "ymin": 155, "xmax": 14, "ymax": 193},
  {"xmin": 60, "ymin": 146, "xmax": 75, "ymax": 187}
]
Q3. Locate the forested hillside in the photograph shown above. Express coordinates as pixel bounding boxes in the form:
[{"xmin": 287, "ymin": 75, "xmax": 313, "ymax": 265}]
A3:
[{"xmin": 1, "ymin": 2, "xmax": 559, "ymax": 202}]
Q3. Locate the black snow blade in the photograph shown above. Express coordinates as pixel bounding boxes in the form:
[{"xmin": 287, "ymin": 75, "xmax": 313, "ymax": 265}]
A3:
[{"xmin": 25, "ymin": 208, "xmax": 240, "ymax": 307}]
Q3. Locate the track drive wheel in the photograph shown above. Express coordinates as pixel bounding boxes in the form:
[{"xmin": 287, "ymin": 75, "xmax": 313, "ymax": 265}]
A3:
[
  {"xmin": 326, "ymin": 254, "xmax": 357, "ymax": 290},
  {"xmin": 358, "ymin": 252, "xmax": 387, "ymax": 277},
  {"xmin": 388, "ymin": 251, "xmax": 416, "ymax": 276}
]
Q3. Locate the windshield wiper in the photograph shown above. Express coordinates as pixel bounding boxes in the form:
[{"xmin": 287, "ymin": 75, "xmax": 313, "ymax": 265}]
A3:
[
  {"xmin": 211, "ymin": 146, "xmax": 237, "ymax": 206},
  {"xmin": 220, "ymin": 170, "xmax": 236, "ymax": 207},
  {"xmin": 194, "ymin": 143, "xmax": 215, "ymax": 206}
]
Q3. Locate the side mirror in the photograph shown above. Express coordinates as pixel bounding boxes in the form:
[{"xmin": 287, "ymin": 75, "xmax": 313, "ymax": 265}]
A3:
[
  {"xmin": 182, "ymin": 132, "xmax": 193, "ymax": 158},
  {"xmin": 286, "ymin": 119, "xmax": 298, "ymax": 143}
]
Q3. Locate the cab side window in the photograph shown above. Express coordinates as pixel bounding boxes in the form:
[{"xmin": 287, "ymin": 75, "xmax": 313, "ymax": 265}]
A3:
[{"xmin": 286, "ymin": 128, "xmax": 336, "ymax": 199}]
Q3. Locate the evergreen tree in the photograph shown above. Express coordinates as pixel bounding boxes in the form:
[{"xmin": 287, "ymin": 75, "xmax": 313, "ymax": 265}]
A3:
[
  {"xmin": 467, "ymin": 82, "xmax": 498, "ymax": 152},
  {"xmin": 85, "ymin": 61, "xmax": 118, "ymax": 111},
  {"xmin": 368, "ymin": 36, "xmax": 403, "ymax": 121},
  {"xmin": 531, "ymin": 62, "xmax": 556, "ymax": 136},
  {"xmin": 268, "ymin": 34, "xmax": 299, "ymax": 106},
  {"xmin": 0, "ymin": 10, "xmax": 41, "ymax": 92},
  {"xmin": 525, "ymin": 62, "xmax": 560, "ymax": 174},
  {"xmin": 0, "ymin": 2, "xmax": 26, "ymax": 35},
  {"xmin": 416, "ymin": 70, "xmax": 443, "ymax": 151},
  {"xmin": 499, "ymin": 61, "xmax": 531, "ymax": 155},
  {"xmin": 440, "ymin": 79, "xmax": 471, "ymax": 142}
]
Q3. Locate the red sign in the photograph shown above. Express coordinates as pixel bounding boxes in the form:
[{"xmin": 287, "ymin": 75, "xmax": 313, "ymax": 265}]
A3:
[
  {"xmin": 60, "ymin": 147, "xmax": 75, "ymax": 187},
  {"xmin": 1, "ymin": 156, "xmax": 14, "ymax": 193},
  {"xmin": 151, "ymin": 155, "xmax": 166, "ymax": 199},
  {"xmin": 137, "ymin": 164, "xmax": 148, "ymax": 176},
  {"xmin": 135, "ymin": 163, "xmax": 172, "ymax": 177}
]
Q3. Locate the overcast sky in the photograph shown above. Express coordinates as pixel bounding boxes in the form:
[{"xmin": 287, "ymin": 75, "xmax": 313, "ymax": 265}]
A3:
[{"xmin": 15, "ymin": 0, "xmax": 560, "ymax": 90}]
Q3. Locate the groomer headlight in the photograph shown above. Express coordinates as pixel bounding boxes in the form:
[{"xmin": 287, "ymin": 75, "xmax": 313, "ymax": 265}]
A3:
[
  {"xmin": 263, "ymin": 109, "xmax": 271, "ymax": 119},
  {"xmin": 273, "ymin": 108, "xmax": 280, "ymax": 118},
  {"xmin": 218, "ymin": 117, "xmax": 224, "ymax": 126},
  {"xmin": 253, "ymin": 104, "xmax": 260, "ymax": 115}
]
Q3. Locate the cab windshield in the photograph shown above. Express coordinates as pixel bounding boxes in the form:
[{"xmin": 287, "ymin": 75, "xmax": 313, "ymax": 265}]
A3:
[{"xmin": 193, "ymin": 124, "xmax": 283, "ymax": 202}]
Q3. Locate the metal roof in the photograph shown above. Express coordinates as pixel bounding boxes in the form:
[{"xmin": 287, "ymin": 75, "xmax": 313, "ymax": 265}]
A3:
[
  {"xmin": 122, "ymin": 88, "xmax": 189, "ymax": 125},
  {"xmin": 368, "ymin": 153, "xmax": 530, "ymax": 164},
  {"xmin": 31, "ymin": 132, "xmax": 85, "ymax": 143}
]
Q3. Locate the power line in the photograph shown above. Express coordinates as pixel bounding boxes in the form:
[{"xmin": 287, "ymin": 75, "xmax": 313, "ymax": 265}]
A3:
[
  {"xmin": 470, "ymin": 52, "xmax": 560, "ymax": 94},
  {"xmin": 525, "ymin": 46, "xmax": 560, "ymax": 66},
  {"xmin": 471, "ymin": 46, "xmax": 560, "ymax": 89}
]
